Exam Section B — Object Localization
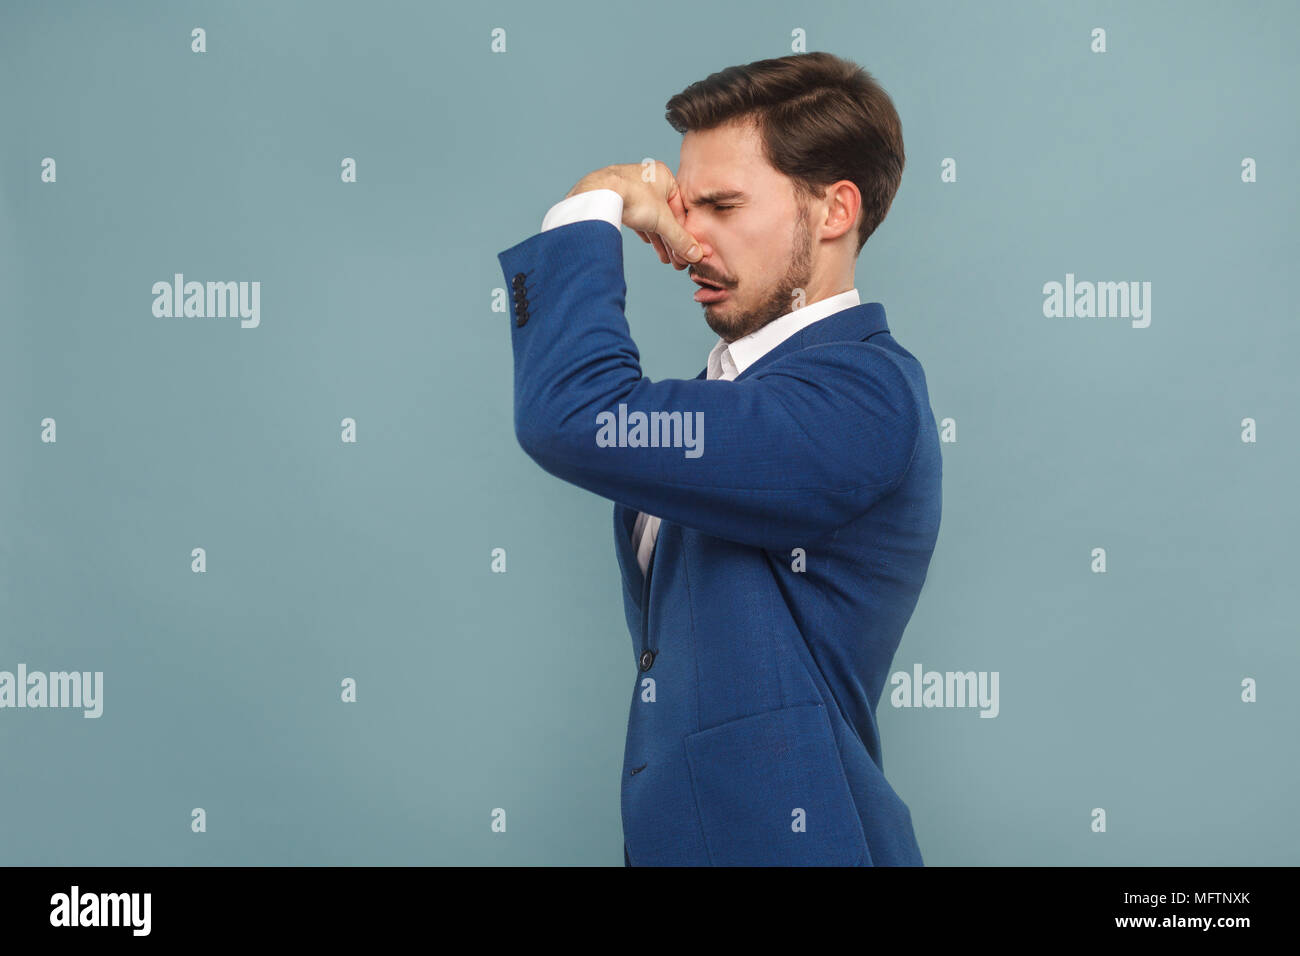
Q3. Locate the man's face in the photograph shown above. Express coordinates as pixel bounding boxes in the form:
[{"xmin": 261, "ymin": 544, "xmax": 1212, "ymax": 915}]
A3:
[{"xmin": 675, "ymin": 119, "xmax": 814, "ymax": 343}]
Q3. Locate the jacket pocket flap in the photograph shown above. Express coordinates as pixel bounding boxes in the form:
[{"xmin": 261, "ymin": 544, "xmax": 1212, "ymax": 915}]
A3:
[{"xmin": 685, "ymin": 702, "xmax": 869, "ymax": 866}]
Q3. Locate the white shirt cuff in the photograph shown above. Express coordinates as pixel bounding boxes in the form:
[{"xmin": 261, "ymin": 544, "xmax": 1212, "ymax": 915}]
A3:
[{"xmin": 541, "ymin": 188, "xmax": 623, "ymax": 233}]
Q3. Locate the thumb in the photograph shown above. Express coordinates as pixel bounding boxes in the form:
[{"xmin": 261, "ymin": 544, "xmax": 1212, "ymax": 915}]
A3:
[{"xmin": 658, "ymin": 211, "xmax": 702, "ymax": 262}]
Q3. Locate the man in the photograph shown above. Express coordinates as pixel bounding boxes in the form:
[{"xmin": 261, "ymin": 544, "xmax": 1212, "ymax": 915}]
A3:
[{"xmin": 497, "ymin": 52, "xmax": 941, "ymax": 866}]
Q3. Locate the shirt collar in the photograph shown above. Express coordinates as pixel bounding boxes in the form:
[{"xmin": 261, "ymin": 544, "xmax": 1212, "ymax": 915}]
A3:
[{"xmin": 707, "ymin": 288, "xmax": 861, "ymax": 379}]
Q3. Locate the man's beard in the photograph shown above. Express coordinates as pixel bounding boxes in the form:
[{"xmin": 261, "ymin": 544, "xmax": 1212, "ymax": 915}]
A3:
[{"xmin": 704, "ymin": 212, "xmax": 814, "ymax": 343}]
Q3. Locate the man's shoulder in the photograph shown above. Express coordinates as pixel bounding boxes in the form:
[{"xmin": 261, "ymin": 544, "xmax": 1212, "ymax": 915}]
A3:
[
  {"xmin": 754, "ymin": 332, "xmax": 922, "ymax": 384},
  {"xmin": 748, "ymin": 330, "xmax": 932, "ymax": 446}
]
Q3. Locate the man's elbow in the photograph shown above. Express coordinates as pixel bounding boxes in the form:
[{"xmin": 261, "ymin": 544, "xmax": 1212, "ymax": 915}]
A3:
[
  {"xmin": 514, "ymin": 404, "xmax": 575, "ymax": 467},
  {"xmin": 514, "ymin": 407, "xmax": 548, "ymax": 463},
  {"xmin": 514, "ymin": 392, "xmax": 631, "ymax": 479}
]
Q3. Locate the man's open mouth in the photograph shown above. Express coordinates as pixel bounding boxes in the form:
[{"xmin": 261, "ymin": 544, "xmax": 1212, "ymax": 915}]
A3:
[{"xmin": 692, "ymin": 275, "xmax": 730, "ymax": 304}]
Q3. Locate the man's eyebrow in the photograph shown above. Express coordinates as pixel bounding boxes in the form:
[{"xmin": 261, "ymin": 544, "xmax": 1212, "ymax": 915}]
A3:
[{"xmin": 685, "ymin": 189, "xmax": 747, "ymax": 206}]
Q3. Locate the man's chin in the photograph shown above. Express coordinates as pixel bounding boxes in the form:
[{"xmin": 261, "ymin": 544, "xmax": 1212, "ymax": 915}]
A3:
[{"xmin": 703, "ymin": 303, "xmax": 746, "ymax": 341}]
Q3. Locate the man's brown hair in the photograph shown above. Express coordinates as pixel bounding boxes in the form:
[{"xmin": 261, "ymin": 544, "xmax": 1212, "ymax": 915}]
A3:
[{"xmin": 665, "ymin": 52, "xmax": 904, "ymax": 256}]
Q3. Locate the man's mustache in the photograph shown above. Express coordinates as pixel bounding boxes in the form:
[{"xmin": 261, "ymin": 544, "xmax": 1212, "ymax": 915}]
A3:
[{"xmin": 690, "ymin": 270, "xmax": 732, "ymax": 288}]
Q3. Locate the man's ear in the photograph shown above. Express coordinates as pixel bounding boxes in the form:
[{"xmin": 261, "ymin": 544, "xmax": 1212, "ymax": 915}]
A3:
[{"xmin": 821, "ymin": 180, "xmax": 861, "ymax": 242}]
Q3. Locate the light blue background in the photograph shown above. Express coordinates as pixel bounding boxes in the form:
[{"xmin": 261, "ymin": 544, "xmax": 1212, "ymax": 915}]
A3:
[{"xmin": 1, "ymin": 0, "xmax": 1296, "ymax": 865}]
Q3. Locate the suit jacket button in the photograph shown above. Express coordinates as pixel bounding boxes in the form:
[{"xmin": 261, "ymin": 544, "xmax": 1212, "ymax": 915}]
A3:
[
  {"xmin": 512, "ymin": 272, "xmax": 526, "ymax": 287},
  {"xmin": 639, "ymin": 650, "xmax": 655, "ymax": 671},
  {"xmin": 515, "ymin": 295, "xmax": 528, "ymax": 310},
  {"xmin": 516, "ymin": 310, "xmax": 529, "ymax": 327}
]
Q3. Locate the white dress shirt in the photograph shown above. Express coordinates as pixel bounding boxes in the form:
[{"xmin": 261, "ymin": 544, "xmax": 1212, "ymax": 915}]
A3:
[{"xmin": 539, "ymin": 187, "xmax": 860, "ymax": 574}]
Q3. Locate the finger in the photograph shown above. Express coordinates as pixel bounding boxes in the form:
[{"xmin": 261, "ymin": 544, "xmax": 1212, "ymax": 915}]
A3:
[
  {"xmin": 658, "ymin": 176, "xmax": 700, "ymax": 261},
  {"xmin": 667, "ymin": 185, "xmax": 686, "ymax": 226},
  {"xmin": 657, "ymin": 234, "xmax": 690, "ymax": 271},
  {"xmin": 657, "ymin": 208, "xmax": 702, "ymax": 263},
  {"xmin": 649, "ymin": 233, "xmax": 669, "ymax": 264}
]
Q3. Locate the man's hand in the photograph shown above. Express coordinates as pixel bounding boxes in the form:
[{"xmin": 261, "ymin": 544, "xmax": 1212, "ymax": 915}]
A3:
[{"xmin": 565, "ymin": 162, "xmax": 702, "ymax": 269}]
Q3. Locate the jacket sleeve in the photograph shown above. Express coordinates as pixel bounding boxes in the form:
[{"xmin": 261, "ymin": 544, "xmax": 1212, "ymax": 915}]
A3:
[{"xmin": 497, "ymin": 217, "xmax": 921, "ymax": 552}]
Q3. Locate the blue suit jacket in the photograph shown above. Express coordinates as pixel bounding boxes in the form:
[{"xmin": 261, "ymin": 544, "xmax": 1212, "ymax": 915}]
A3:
[{"xmin": 498, "ymin": 218, "xmax": 941, "ymax": 866}]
